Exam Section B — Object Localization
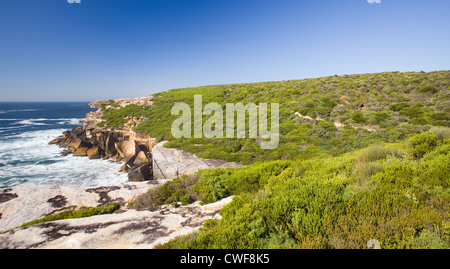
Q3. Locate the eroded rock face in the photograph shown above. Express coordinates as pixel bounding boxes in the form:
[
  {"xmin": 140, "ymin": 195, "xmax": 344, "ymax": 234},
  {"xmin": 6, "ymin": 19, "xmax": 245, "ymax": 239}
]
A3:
[{"xmin": 52, "ymin": 111, "xmax": 154, "ymax": 182}]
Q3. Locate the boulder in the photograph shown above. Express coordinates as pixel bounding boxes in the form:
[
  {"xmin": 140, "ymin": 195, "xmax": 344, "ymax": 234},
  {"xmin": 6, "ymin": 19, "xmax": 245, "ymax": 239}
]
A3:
[
  {"xmin": 49, "ymin": 137, "xmax": 62, "ymax": 145},
  {"xmin": 73, "ymin": 147, "xmax": 89, "ymax": 156},
  {"xmin": 133, "ymin": 151, "xmax": 150, "ymax": 167},
  {"xmin": 73, "ymin": 138, "xmax": 92, "ymax": 150},
  {"xmin": 115, "ymin": 140, "xmax": 139, "ymax": 161},
  {"xmin": 128, "ymin": 164, "xmax": 152, "ymax": 182},
  {"xmin": 86, "ymin": 147, "xmax": 101, "ymax": 159}
]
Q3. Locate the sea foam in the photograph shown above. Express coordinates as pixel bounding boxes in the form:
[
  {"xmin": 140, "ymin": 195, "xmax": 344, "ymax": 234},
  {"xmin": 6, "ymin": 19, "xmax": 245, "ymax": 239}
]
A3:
[{"xmin": 0, "ymin": 129, "xmax": 128, "ymax": 188}]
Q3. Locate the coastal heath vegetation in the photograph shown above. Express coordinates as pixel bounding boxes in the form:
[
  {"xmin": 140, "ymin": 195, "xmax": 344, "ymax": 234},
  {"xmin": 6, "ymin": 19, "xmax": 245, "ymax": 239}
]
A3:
[
  {"xmin": 100, "ymin": 71, "xmax": 449, "ymax": 165},
  {"xmin": 104, "ymin": 70, "xmax": 449, "ymax": 249},
  {"xmin": 149, "ymin": 133, "xmax": 449, "ymax": 249}
]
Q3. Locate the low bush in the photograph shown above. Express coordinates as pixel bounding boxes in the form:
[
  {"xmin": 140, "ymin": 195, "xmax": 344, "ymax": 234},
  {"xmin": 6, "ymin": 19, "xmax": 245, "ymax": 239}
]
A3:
[
  {"xmin": 419, "ymin": 85, "xmax": 439, "ymax": 94},
  {"xmin": 351, "ymin": 111, "xmax": 366, "ymax": 124},
  {"xmin": 17, "ymin": 203, "xmax": 120, "ymax": 229},
  {"xmin": 129, "ymin": 174, "xmax": 200, "ymax": 210},
  {"xmin": 355, "ymin": 144, "xmax": 399, "ymax": 163},
  {"xmin": 409, "ymin": 132, "xmax": 438, "ymax": 159},
  {"xmin": 429, "ymin": 126, "xmax": 450, "ymax": 141}
]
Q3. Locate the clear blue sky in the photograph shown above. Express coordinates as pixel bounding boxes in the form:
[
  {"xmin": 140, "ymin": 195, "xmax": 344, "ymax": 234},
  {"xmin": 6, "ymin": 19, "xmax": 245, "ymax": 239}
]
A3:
[{"xmin": 1, "ymin": 0, "xmax": 449, "ymax": 102}]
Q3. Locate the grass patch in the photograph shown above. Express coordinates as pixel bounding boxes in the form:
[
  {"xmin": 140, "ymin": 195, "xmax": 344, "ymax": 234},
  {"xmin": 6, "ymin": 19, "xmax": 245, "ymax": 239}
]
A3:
[
  {"xmin": 355, "ymin": 144, "xmax": 399, "ymax": 164},
  {"xmin": 429, "ymin": 126, "xmax": 450, "ymax": 141},
  {"xmin": 16, "ymin": 203, "xmax": 120, "ymax": 230}
]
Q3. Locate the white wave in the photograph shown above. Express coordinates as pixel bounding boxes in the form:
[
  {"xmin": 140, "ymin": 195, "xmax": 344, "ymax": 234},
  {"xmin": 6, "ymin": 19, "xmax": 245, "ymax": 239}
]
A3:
[
  {"xmin": 6, "ymin": 118, "xmax": 83, "ymax": 126},
  {"xmin": 0, "ymin": 129, "xmax": 128, "ymax": 187},
  {"xmin": 15, "ymin": 119, "xmax": 48, "ymax": 126},
  {"xmin": 53, "ymin": 118, "xmax": 82, "ymax": 125},
  {"xmin": 0, "ymin": 126, "xmax": 24, "ymax": 130}
]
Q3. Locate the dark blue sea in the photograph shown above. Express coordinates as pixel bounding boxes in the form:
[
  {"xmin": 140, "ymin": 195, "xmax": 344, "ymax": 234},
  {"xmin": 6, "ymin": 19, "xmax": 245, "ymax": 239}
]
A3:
[{"xmin": 0, "ymin": 102, "xmax": 128, "ymax": 188}]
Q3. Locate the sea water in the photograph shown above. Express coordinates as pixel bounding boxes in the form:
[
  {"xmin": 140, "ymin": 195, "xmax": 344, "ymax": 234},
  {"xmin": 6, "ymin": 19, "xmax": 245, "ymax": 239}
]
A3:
[{"xmin": 0, "ymin": 102, "xmax": 128, "ymax": 188}]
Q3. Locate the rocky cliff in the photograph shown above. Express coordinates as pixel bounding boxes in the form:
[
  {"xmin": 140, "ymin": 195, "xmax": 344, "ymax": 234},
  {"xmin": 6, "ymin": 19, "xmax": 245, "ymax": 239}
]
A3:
[{"xmin": 50, "ymin": 97, "xmax": 154, "ymax": 182}]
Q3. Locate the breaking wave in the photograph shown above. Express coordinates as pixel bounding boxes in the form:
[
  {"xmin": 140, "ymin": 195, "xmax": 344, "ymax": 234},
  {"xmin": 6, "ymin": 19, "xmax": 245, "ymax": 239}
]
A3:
[{"xmin": 0, "ymin": 129, "xmax": 128, "ymax": 188}]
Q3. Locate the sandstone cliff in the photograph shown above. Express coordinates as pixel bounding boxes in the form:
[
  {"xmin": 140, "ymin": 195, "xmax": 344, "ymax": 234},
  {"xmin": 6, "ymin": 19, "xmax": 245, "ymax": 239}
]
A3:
[{"xmin": 50, "ymin": 97, "xmax": 154, "ymax": 182}]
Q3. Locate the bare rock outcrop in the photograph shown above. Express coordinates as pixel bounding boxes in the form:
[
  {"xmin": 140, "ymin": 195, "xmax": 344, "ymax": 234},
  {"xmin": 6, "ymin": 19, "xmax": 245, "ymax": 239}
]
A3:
[
  {"xmin": 0, "ymin": 184, "xmax": 232, "ymax": 249},
  {"xmin": 152, "ymin": 141, "xmax": 242, "ymax": 180},
  {"xmin": 89, "ymin": 96, "xmax": 154, "ymax": 109},
  {"xmin": 0, "ymin": 181, "xmax": 162, "ymax": 233}
]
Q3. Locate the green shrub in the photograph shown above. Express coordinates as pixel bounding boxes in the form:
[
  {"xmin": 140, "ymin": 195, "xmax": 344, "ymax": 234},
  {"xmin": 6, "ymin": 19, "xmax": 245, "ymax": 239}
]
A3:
[
  {"xmin": 419, "ymin": 85, "xmax": 439, "ymax": 94},
  {"xmin": 352, "ymin": 111, "xmax": 366, "ymax": 124},
  {"xmin": 409, "ymin": 230, "xmax": 449, "ymax": 249},
  {"xmin": 400, "ymin": 107, "xmax": 424, "ymax": 119},
  {"xmin": 18, "ymin": 203, "xmax": 120, "ymax": 229},
  {"xmin": 408, "ymin": 117, "xmax": 430, "ymax": 125},
  {"xmin": 371, "ymin": 161, "xmax": 415, "ymax": 187},
  {"xmin": 129, "ymin": 174, "xmax": 200, "ymax": 210},
  {"xmin": 193, "ymin": 160, "xmax": 292, "ymax": 205},
  {"xmin": 369, "ymin": 111, "xmax": 390, "ymax": 124},
  {"xmin": 390, "ymin": 102, "xmax": 410, "ymax": 112},
  {"xmin": 355, "ymin": 162, "xmax": 384, "ymax": 186},
  {"xmin": 409, "ymin": 132, "xmax": 438, "ymax": 159},
  {"xmin": 160, "ymin": 136, "xmax": 450, "ymax": 249},
  {"xmin": 417, "ymin": 143, "xmax": 450, "ymax": 188},
  {"xmin": 332, "ymin": 185, "xmax": 442, "ymax": 249},
  {"xmin": 101, "ymin": 104, "xmax": 150, "ymax": 128}
]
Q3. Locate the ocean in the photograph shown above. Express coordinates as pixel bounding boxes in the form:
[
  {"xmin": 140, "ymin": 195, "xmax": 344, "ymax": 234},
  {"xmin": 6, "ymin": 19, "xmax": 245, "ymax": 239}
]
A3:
[{"xmin": 0, "ymin": 102, "xmax": 128, "ymax": 188}]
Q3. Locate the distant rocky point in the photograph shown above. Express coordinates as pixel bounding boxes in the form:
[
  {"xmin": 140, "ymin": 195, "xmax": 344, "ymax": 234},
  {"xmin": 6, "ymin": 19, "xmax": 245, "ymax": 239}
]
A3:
[{"xmin": 89, "ymin": 95, "xmax": 154, "ymax": 109}]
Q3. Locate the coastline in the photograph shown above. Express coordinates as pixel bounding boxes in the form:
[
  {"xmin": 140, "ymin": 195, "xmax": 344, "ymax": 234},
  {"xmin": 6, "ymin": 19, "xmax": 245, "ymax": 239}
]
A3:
[{"xmin": 0, "ymin": 97, "xmax": 239, "ymax": 249}]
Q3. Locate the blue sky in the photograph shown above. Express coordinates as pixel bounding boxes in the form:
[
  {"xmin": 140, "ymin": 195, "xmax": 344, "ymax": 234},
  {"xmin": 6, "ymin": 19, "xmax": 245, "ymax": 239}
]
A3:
[{"xmin": 0, "ymin": 0, "xmax": 449, "ymax": 102}]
